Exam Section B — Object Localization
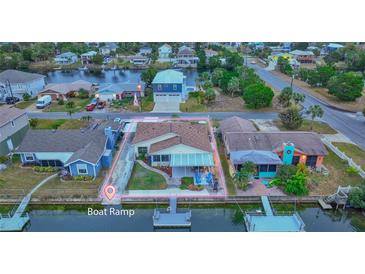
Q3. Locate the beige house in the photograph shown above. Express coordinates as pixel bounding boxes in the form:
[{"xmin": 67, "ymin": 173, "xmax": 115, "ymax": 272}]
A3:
[{"xmin": 0, "ymin": 107, "xmax": 29, "ymax": 156}]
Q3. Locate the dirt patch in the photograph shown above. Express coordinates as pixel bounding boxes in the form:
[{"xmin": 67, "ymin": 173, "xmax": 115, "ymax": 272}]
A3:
[{"xmin": 271, "ymin": 70, "xmax": 365, "ymax": 112}]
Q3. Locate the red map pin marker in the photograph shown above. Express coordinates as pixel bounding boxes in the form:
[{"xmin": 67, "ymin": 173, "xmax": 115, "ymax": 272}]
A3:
[{"xmin": 104, "ymin": 185, "xmax": 116, "ymax": 200}]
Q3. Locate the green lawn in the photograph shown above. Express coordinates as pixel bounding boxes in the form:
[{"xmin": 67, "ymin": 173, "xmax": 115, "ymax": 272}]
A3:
[
  {"xmin": 180, "ymin": 97, "xmax": 208, "ymax": 112},
  {"xmin": 309, "ymin": 150, "xmax": 364, "ymax": 195},
  {"xmin": 275, "ymin": 119, "xmax": 337, "ymax": 134},
  {"xmin": 15, "ymin": 98, "xmax": 36, "ymax": 109},
  {"xmin": 333, "ymin": 142, "xmax": 365, "ymax": 170},
  {"xmin": 216, "ymin": 137, "xmax": 236, "ymax": 196},
  {"xmin": 30, "ymin": 119, "xmax": 89, "ymax": 130},
  {"xmin": 127, "ymin": 162, "xmax": 167, "ymax": 190},
  {"xmin": 43, "ymin": 97, "xmax": 90, "ymax": 113}
]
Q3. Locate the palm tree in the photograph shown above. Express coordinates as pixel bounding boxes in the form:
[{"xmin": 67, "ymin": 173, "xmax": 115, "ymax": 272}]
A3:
[
  {"xmin": 307, "ymin": 105, "xmax": 324, "ymax": 130},
  {"xmin": 66, "ymin": 101, "xmax": 75, "ymax": 117}
]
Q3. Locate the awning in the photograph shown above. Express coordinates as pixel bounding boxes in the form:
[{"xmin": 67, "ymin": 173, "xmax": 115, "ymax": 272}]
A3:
[{"xmin": 170, "ymin": 153, "xmax": 214, "ymax": 167}]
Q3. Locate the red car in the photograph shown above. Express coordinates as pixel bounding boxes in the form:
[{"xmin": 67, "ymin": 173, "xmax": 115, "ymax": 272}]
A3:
[{"xmin": 85, "ymin": 104, "xmax": 96, "ymax": 111}]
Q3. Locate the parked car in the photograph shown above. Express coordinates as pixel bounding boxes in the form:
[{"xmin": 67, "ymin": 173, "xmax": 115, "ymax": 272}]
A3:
[
  {"xmin": 97, "ymin": 101, "xmax": 106, "ymax": 109},
  {"xmin": 36, "ymin": 95, "xmax": 52, "ymax": 109},
  {"xmin": 5, "ymin": 96, "xmax": 20, "ymax": 104},
  {"xmin": 85, "ymin": 104, "xmax": 96, "ymax": 111},
  {"xmin": 250, "ymin": 60, "xmax": 257, "ymax": 64}
]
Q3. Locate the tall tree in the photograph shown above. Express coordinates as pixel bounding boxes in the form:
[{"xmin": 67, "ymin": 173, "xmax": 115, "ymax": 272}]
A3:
[
  {"xmin": 327, "ymin": 72, "xmax": 363, "ymax": 101},
  {"xmin": 141, "ymin": 68, "xmax": 157, "ymax": 87},
  {"xmin": 279, "ymin": 105, "xmax": 304, "ymax": 130},
  {"xmin": 307, "ymin": 105, "xmax": 324, "ymax": 130},
  {"xmin": 242, "ymin": 83, "xmax": 274, "ymax": 109},
  {"xmin": 226, "ymin": 77, "xmax": 241, "ymax": 97}
]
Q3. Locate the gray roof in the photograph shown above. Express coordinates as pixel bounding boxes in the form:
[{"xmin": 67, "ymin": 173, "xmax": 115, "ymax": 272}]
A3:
[
  {"xmin": 97, "ymin": 82, "xmax": 146, "ymax": 93},
  {"xmin": 56, "ymin": 52, "xmax": 77, "ymax": 58},
  {"xmin": 224, "ymin": 132, "xmax": 328, "ymax": 156},
  {"xmin": 0, "ymin": 107, "xmax": 26, "ymax": 127},
  {"xmin": 0, "ymin": 70, "xmax": 45, "ymax": 84},
  {"xmin": 219, "ymin": 116, "xmax": 257, "ymax": 134},
  {"xmin": 16, "ymin": 129, "xmax": 107, "ymax": 164},
  {"xmin": 230, "ymin": 150, "xmax": 283, "ymax": 165}
]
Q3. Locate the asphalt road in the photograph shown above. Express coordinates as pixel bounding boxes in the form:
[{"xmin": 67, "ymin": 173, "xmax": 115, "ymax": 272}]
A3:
[{"xmin": 247, "ymin": 61, "xmax": 365, "ymax": 149}]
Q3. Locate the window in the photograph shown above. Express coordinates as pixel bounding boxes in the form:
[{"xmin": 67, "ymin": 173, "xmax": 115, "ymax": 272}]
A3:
[
  {"xmin": 24, "ymin": 153, "xmax": 34, "ymax": 161},
  {"xmin": 292, "ymin": 156, "xmax": 300, "ymax": 165},
  {"xmin": 77, "ymin": 164, "xmax": 88, "ymax": 175},
  {"xmin": 161, "ymin": 155, "xmax": 169, "ymax": 162},
  {"xmin": 173, "ymin": 84, "xmax": 177, "ymax": 91},
  {"xmin": 157, "ymin": 84, "xmax": 162, "ymax": 91},
  {"xmin": 138, "ymin": 147, "xmax": 147, "ymax": 154},
  {"xmin": 268, "ymin": 165, "xmax": 277, "ymax": 172},
  {"xmin": 153, "ymin": 155, "xmax": 161, "ymax": 162},
  {"xmin": 305, "ymin": 155, "xmax": 317, "ymax": 167},
  {"xmin": 259, "ymin": 165, "xmax": 268, "ymax": 172}
]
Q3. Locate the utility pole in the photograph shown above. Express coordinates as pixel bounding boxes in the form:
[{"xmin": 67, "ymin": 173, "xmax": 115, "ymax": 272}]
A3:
[{"xmin": 6, "ymin": 79, "xmax": 15, "ymax": 104}]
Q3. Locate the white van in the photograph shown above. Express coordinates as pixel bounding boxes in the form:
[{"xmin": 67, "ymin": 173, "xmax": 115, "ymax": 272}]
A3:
[{"xmin": 36, "ymin": 95, "xmax": 52, "ymax": 109}]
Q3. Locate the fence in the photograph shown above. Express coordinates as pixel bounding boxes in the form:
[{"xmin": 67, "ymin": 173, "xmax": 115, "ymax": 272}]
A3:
[{"xmin": 322, "ymin": 137, "xmax": 365, "ymax": 179}]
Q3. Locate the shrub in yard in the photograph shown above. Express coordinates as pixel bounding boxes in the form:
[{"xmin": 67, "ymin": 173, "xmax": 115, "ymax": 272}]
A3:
[
  {"xmin": 0, "ymin": 155, "xmax": 9, "ymax": 163},
  {"xmin": 346, "ymin": 166, "xmax": 359, "ymax": 176},
  {"xmin": 78, "ymin": 89, "xmax": 89, "ymax": 99},
  {"xmin": 349, "ymin": 183, "xmax": 365, "ymax": 209},
  {"xmin": 279, "ymin": 105, "xmax": 304, "ymax": 130},
  {"xmin": 276, "ymin": 165, "xmax": 298, "ymax": 183},
  {"xmin": 327, "ymin": 72, "xmax": 363, "ymax": 101},
  {"xmin": 22, "ymin": 93, "xmax": 31, "ymax": 101},
  {"xmin": 58, "ymin": 99, "xmax": 65, "ymax": 105},
  {"xmin": 29, "ymin": 118, "xmax": 38, "ymax": 128},
  {"xmin": 33, "ymin": 166, "xmax": 58, "ymax": 173},
  {"xmin": 180, "ymin": 177, "xmax": 194, "ymax": 190},
  {"xmin": 73, "ymin": 175, "xmax": 93, "ymax": 181},
  {"xmin": 284, "ymin": 171, "xmax": 309, "ymax": 196},
  {"xmin": 242, "ymin": 83, "xmax": 274, "ymax": 109}
]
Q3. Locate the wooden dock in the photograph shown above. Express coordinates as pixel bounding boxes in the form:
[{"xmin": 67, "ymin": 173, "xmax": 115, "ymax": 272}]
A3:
[
  {"xmin": 153, "ymin": 197, "xmax": 192, "ymax": 228},
  {"xmin": 318, "ymin": 198, "xmax": 333, "ymax": 210}
]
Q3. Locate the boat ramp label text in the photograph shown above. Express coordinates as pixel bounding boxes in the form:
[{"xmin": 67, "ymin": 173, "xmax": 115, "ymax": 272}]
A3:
[{"xmin": 88, "ymin": 208, "xmax": 135, "ymax": 217}]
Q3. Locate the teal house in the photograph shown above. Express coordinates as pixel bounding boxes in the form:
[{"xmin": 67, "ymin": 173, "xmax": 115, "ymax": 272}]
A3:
[{"xmin": 16, "ymin": 121, "xmax": 123, "ymax": 177}]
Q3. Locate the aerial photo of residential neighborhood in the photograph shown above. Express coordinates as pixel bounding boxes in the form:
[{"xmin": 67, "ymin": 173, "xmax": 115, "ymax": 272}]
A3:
[{"xmin": 0, "ymin": 42, "xmax": 365, "ymax": 232}]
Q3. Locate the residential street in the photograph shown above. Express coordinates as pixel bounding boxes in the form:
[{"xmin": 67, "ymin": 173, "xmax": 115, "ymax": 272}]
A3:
[{"xmin": 247, "ymin": 61, "xmax": 365, "ymax": 150}]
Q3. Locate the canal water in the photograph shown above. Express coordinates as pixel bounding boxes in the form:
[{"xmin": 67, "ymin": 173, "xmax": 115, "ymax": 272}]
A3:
[
  {"xmin": 1, "ymin": 204, "xmax": 363, "ymax": 232},
  {"xmin": 46, "ymin": 69, "xmax": 199, "ymax": 86}
]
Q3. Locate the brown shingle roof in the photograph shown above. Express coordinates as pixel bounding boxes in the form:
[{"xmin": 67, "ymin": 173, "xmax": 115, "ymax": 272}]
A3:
[
  {"xmin": 133, "ymin": 122, "xmax": 212, "ymax": 153},
  {"xmin": 224, "ymin": 132, "xmax": 327, "ymax": 156},
  {"xmin": 219, "ymin": 116, "xmax": 257, "ymax": 134}
]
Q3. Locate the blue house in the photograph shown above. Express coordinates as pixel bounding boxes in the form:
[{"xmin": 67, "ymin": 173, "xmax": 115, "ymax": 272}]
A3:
[
  {"xmin": 16, "ymin": 121, "xmax": 123, "ymax": 177},
  {"xmin": 152, "ymin": 69, "xmax": 187, "ymax": 103}
]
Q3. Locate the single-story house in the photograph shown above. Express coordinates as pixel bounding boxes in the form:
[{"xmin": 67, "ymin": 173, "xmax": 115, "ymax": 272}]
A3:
[
  {"xmin": 0, "ymin": 107, "xmax": 29, "ymax": 156},
  {"xmin": 289, "ymin": 50, "xmax": 315, "ymax": 64},
  {"xmin": 54, "ymin": 52, "xmax": 78, "ymax": 65},
  {"xmin": 219, "ymin": 116, "xmax": 257, "ymax": 135},
  {"xmin": 16, "ymin": 120, "xmax": 123, "ymax": 177},
  {"xmin": 96, "ymin": 82, "xmax": 146, "ymax": 102},
  {"xmin": 152, "ymin": 69, "xmax": 187, "ymax": 103},
  {"xmin": 133, "ymin": 122, "xmax": 215, "ymax": 183},
  {"xmin": 0, "ymin": 69, "xmax": 46, "ymax": 100},
  {"xmin": 38, "ymin": 80, "xmax": 96, "ymax": 101},
  {"xmin": 220, "ymin": 117, "xmax": 327, "ymax": 178},
  {"xmin": 81, "ymin": 51, "xmax": 97, "ymax": 65}
]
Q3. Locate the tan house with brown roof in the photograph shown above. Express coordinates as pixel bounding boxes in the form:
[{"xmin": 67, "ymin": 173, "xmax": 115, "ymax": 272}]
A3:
[{"xmin": 132, "ymin": 122, "xmax": 214, "ymax": 179}]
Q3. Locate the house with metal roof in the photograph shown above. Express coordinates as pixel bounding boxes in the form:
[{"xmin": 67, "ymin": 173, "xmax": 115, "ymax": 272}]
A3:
[
  {"xmin": 96, "ymin": 82, "xmax": 146, "ymax": 102},
  {"xmin": 152, "ymin": 69, "xmax": 187, "ymax": 103},
  {"xmin": 220, "ymin": 117, "xmax": 328, "ymax": 178},
  {"xmin": 0, "ymin": 107, "xmax": 29, "ymax": 156},
  {"xmin": 16, "ymin": 121, "xmax": 123, "ymax": 177},
  {"xmin": 0, "ymin": 70, "xmax": 46, "ymax": 100},
  {"xmin": 54, "ymin": 52, "xmax": 78, "ymax": 65},
  {"xmin": 158, "ymin": 44, "xmax": 172, "ymax": 59},
  {"xmin": 132, "ymin": 122, "xmax": 215, "ymax": 184}
]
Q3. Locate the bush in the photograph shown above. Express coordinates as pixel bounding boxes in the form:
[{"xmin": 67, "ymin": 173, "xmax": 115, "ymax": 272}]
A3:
[
  {"xmin": 33, "ymin": 166, "xmax": 58, "ymax": 173},
  {"xmin": 0, "ymin": 155, "xmax": 9, "ymax": 164},
  {"xmin": 349, "ymin": 184, "xmax": 365, "ymax": 209},
  {"xmin": 279, "ymin": 105, "xmax": 303, "ymax": 130},
  {"xmin": 242, "ymin": 83, "xmax": 274, "ymax": 109},
  {"xmin": 58, "ymin": 99, "xmax": 65, "ymax": 105},
  {"xmin": 78, "ymin": 89, "xmax": 89, "ymax": 99},
  {"xmin": 276, "ymin": 165, "xmax": 298, "ymax": 183},
  {"xmin": 73, "ymin": 175, "xmax": 93, "ymax": 181},
  {"xmin": 327, "ymin": 72, "xmax": 363, "ymax": 101},
  {"xmin": 180, "ymin": 177, "xmax": 194, "ymax": 190},
  {"xmin": 29, "ymin": 118, "xmax": 38, "ymax": 128},
  {"xmin": 284, "ymin": 171, "xmax": 309, "ymax": 196},
  {"xmin": 346, "ymin": 166, "xmax": 359, "ymax": 176},
  {"xmin": 22, "ymin": 93, "xmax": 31, "ymax": 101}
]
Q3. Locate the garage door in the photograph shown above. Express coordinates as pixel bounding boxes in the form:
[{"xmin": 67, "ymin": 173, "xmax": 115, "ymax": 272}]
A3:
[{"xmin": 154, "ymin": 93, "xmax": 181, "ymax": 103}]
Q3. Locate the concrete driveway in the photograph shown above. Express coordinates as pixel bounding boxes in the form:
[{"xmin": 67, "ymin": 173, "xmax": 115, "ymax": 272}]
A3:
[{"xmin": 152, "ymin": 102, "xmax": 180, "ymax": 113}]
